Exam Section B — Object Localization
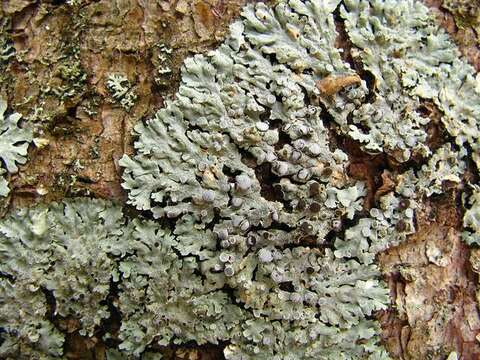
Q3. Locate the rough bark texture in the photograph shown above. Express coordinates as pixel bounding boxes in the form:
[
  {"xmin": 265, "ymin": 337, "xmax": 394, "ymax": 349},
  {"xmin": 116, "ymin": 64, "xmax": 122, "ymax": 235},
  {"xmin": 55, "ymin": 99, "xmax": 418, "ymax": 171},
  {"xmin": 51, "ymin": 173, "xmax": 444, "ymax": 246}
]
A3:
[
  {"xmin": 379, "ymin": 198, "xmax": 480, "ymax": 359},
  {"xmin": 0, "ymin": 0, "xmax": 479, "ymax": 359}
]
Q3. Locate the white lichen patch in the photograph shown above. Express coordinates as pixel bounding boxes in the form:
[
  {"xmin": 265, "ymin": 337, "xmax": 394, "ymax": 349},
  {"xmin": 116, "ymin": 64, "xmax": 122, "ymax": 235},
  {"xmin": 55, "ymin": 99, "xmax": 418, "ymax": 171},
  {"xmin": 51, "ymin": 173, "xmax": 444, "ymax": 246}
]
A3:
[{"xmin": 464, "ymin": 186, "xmax": 480, "ymax": 246}]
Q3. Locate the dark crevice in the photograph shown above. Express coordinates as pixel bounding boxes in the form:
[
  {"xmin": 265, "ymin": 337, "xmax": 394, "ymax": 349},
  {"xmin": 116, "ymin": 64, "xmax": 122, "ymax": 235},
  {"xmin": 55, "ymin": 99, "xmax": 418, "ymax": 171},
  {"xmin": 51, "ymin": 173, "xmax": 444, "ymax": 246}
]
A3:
[
  {"xmin": 265, "ymin": 221, "xmax": 295, "ymax": 233},
  {"xmin": 238, "ymin": 147, "xmax": 258, "ymax": 169},
  {"xmin": 200, "ymin": 206, "xmax": 222, "ymax": 233},
  {"xmin": 244, "ymin": 220, "xmax": 294, "ymax": 239},
  {"xmin": 333, "ymin": 8, "xmax": 377, "ymax": 104},
  {"xmin": 66, "ymin": 103, "xmax": 78, "ymax": 119},
  {"xmin": 0, "ymin": 271, "xmax": 15, "ymax": 282},
  {"xmin": 122, "ymin": 203, "xmax": 179, "ymax": 235},
  {"xmin": 157, "ymin": 211, "xmax": 179, "ymax": 233},
  {"xmin": 47, "ymin": 103, "xmax": 81, "ymax": 137},
  {"xmin": 418, "ymin": 99, "xmax": 455, "ymax": 154},
  {"xmin": 323, "ymin": 229, "xmax": 338, "ymax": 246},
  {"xmin": 245, "ymin": 220, "xmax": 331, "ymax": 251},
  {"xmin": 41, "ymin": 288, "xmax": 103, "ymax": 360},
  {"xmin": 295, "ymin": 234, "xmax": 329, "ymax": 250},
  {"xmin": 236, "ymin": 144, "xmax": 293, "ymax": 210},
  {"xmin": 75, "ymin": 176, "xmax": 95, "ymax": 184},
  {"xmin": 317, "ymin": 98, "xmax": 338, "ymax": 129},
  {"xmin": 63, "ymin": 331, "xmax": 98, "ymax": 360},
  {"xmin": 334, "ymin": 10, "xmax": 355, "ymax": 69},
  {"xmin": 250, "ymin": 265, "xmax": 259, "ymax": 284},
  {"xmin": 270, "ymin": 119, "xmax": 290, "ymax": 151},
  {"xmin": 148, "ymin": 342, "xmax": 226, "ymax": 360},
  {"xmin": 464, "ymin": 143, "xmax": 480, "ymax": 186},
  {"xmin": 254, "ymin": 162, "xmax": 283, "ymax": 202},
  {"xmin": 223, "ymin": 164, "xmax": 242, "ymax": 182},
  {"xmin": 98, "ymin": 279, "xmax": 122, "ymax": 348},
  {"xmin": 41, "ymin": 287, "xmax": 57, "ymax": 323},
  {"xmin": 334, "ymin": 133, "xmax": 390, "ymax": 209},
  {"xmin": 279, "ymin": 281, "xmax": 294, "ymax": 292},
  {"xmin": 50, "ymin": 0, "xmax": 68, "ymax": 7}
]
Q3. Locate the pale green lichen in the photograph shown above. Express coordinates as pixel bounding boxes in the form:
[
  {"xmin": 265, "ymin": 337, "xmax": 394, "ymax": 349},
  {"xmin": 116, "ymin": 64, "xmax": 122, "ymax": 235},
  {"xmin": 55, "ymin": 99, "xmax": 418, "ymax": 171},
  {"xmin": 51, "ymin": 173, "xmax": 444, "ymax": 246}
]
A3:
[
  {"xmin": 0, "ymin": 97, "xmax": 33, "ymax": 197},
  {"xmin": 119, "ymin": 0, "xmax": 388, "ymax": 358},
  {"xmin": 334, "ymin": 192, "xmax": 417, "ymax": 265},
  {"xmin": 0, "ymin": 19, "xmax": 14, "ymax": 64},
  {"xmin": 106, "ymin": 73, "xmax": 138, "ymax": 112},
  {"xmin": 153, "ymin": 43, "xmax": 173, "ymax": 87},
  {"xmin": 0, "ymin": 197, "xmax": 389, "ymax": 359},
  {"xmin": 0, "ymin": 280, "xmax": 64, "ymax": 359},
  {"xmin": 341, "ymin": 0, "xmax": 480, "ymax": 165},
  {"xmin": 0, "ymin": 38, "xmax": 14, "ymax": 63},
  {"xmin": 117, "ymin": 218, "xmax": 245, "ymax": 355},
  {"xmin": 106, "ymin": 349, "xmax": 164, "ymax": 360}
]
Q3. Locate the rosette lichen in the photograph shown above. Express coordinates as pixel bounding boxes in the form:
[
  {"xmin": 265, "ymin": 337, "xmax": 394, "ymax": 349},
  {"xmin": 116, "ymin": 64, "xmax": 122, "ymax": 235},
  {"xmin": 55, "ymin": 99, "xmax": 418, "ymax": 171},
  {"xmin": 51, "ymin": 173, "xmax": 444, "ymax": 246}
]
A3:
[{"xmin": 119, "ymin": 0, "xmax": 480, "ymax": 358}]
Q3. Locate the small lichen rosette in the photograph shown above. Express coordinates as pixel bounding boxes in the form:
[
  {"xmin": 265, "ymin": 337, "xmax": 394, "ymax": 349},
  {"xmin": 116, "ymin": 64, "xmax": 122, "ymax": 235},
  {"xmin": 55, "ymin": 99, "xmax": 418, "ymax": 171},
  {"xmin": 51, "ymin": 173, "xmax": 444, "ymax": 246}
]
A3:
[{"xmin": 0, "ymin": 97, "xmax": 33, "ymax": 196}]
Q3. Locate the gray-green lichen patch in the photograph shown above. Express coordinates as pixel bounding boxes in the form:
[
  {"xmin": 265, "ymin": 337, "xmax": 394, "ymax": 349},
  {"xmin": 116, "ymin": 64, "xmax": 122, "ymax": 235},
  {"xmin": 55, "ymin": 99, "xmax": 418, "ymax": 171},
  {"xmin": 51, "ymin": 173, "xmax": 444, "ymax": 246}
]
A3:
[
  {"xmin": 118, "ymin": 0, "xmax": 393, "ymax": 358},
  {"xmin": 0, "ymin": 37, "xmax": 14, "ymax": 64},
  {"xmin": 117, "ymin": 218, "xmax": 246, "ymax": 355},
  {"xmin": 0, "ymin": 199, "xmax": 133, "ymax": 359},
  {"xmin": 0, "ymin": 18, "xmax": 15, "ymax": 65},
  {"xmin": 0, "ymin": 97, "xmax": 33, "ymax": 197},
  {"xmin": 106, "ymin": 73, "xmax": 138, "ymax": 112},
  {"xmin": 0, "ymin": 279, "xmax": 64, "ymax": 359},
  {"xmin": 341, "ymin": 0, "xmax": 480, "ymax": 164},
  {"xmin": 464, "ymin": 186, "xmax": 480, "ymax": 246},
  {"xmin": 152, "ymin": 43, "xmax": 174, "ymax": 87},
  {"xmin": 0, "ymin": 197, "xmax": 389, "ymax": 360}
]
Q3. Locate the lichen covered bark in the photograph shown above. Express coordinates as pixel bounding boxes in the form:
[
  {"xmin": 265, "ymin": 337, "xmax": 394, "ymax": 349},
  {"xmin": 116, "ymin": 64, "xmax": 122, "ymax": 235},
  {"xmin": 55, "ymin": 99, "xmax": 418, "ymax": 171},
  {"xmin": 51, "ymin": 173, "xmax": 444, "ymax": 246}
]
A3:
[
  {"xmin": 0, "ymin": 0, "xmax": 479, "ymax": 359},
  {"xmin": 1, "ymin": 1, "xmax": 266, "ymax": 358},
  {"xmin": 2, "ymin": 0, "xmax": 266, "ymax": 208}
]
